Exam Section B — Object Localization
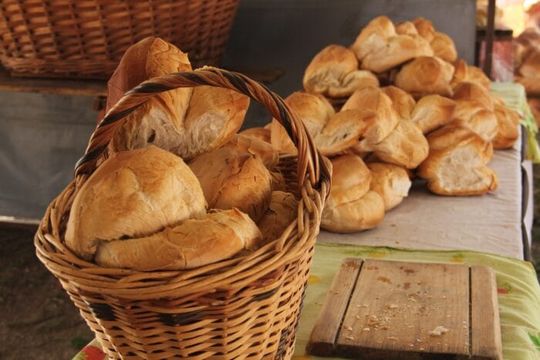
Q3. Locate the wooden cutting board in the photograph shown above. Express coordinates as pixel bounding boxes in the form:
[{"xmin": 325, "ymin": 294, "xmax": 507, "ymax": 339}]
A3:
[{"xmin": 307, "ymin": 259, "xmax": 502, "ymax": 360}]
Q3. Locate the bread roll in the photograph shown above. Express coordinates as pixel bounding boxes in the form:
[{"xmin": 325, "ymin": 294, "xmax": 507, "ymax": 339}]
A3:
[
  {"xmin": 361, "ymin": 34, "xmax": 434, "ymax": 73},
  {"xmin": 382, "ymin": 86, "xmax": 416, "ymax": 120},
  {"xmin": 368, "ymin": 162, "xmax": 412, "ymax": 210},
  {"xmin": 466, "ymin": 65, "xmax": 491, "ymax": 89},
  {"xmin": 269, "ymin": 119, "xmax": 297, "ymax": 155},
  {"xmin": 451, "ymin": 59, "xmax": 468, "ymax": 88},
  {"xmin": 303, "ymin": 45, "xmax": 379, "ymax": 98},
  {"xmin": 351, "ymin": 16, "xmax": 396, "ymax": 60},
  {"xmin": 450, "ymin": 100, "xmax": 498, "ymax": 142},
  {"xmin": 412, "ymin": 17, "xmax": 436, "ymax": 42},
  {"xmin": 418, "ymin": 132, "xmax": 498, "ymax": 196},
  {"xmin": 285, "ymin": 92, "xmax": 335, "ymax": 136},
  {"xmin": 452, "ymin": 81, "xmax": 494, "ymax": 110},
  {"xmin": 224, "ymin": 134, "xmax": 279, "ymax": 169},
  {"xmin": 257, "ymin": 191, "xmax": 298, "ymax": 242},
  {"xmin": 411, "ymin": 95, "xmax": 456, "ymax": 134},
  {"xmin": 342, "ymin": 86, "xmax": 400, "ymax": 144},
  {"xmin": 270, "ymin": 170, "xmax": 287, "ymax": 192},
  {"xmin": 321, "ymin": 154, "xmax": 384, "ymax": 232},
  {"xmin": 493, "ymin": 102, "xmax": 520, "ymax": 150},
  {"xmin": 239, "ymin": 127, "xmax": 272, "ymax": 144},
  {"xmin": 189, "ymin": 147, "xmax": 272, "ymax": 222},
  {"xmin": 518, "ymin": 51, "xmax": 540, "ymax": 79},
  {"xmin": 368, "ymin": 120, "xmax": 429, "ymax": 169},
  {"xmin": 314, "ymin": 109, "xmax": 371, "ymax": 155},
  {"xmin": 322, "ymin": 191, "xmax": 385, "ymax": 233},
  {"xmin": 95, "ymin": 209, "xmax": 261, "ymax": 270},
  {"xmin": 396, "ymin": 21, "xmax": 419, "ymax": 36},
  {"xmin": 395, "ymin": 56, "xmax": 454, "ymax": 98},
  {"xmin": 65, "ymin": 146, "xmax": 207, "ymax": 260},
  {"xmin": 430, "ymin": 32, "xmax": 458, "ymax": 63},
  {"xmin": 516, "ymin": 75, "xmax": 540, "ymax": 97},
  {"xmin": 108, "ymin": 38, "xmax": 192, "ymax": 154}
]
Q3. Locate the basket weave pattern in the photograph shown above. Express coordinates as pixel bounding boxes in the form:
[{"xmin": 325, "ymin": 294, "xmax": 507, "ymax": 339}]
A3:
[
  {"xmin": 35, "ymin": 68, "xmax": 331, "ymax": 359},
  {"xmin": 0, "ymin": 0, "xmax": 239, "ymax": 78}
]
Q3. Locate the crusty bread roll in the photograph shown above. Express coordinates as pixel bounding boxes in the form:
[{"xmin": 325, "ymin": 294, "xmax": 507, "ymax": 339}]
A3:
[
  {"xmin": 492, "ymin": 102, "xmax": 520, "ymax": 150},
  {"xmin": 361, "ymin": 34, "xmax": 434, "ymax": 73},
  {"xmin": 351, "ymin": 15, "xmax": 396, "ymax": 60},
  {"xmin": 224, "ymin": 134, "xmax": 279, "ymax": 169},
  {"xmin": 189, "ymin": 147, "xmax": 272, "ymax": 222},
  {"xmin": 269, "ymin": 119, "xmax": 297, "ymax": 155},
  {"xmin": 418, "ymin": 131, "xmax": 498, "ymax": 196},
  {"xmin": 322, "ymin": 191, "xmax": 385, "ymax": 233},
  {"xmin": 368, "ymin": 162, "xmax": 412, "ymax": 211},
  {"xmin": 321, "ymin": 154, "xmax": 384, "ymax": 233},
  {"xmin": 382, "ymin": 86, "xmax": 416, "ymax": 120},
  {"xmin": 285, "ymin": 92, "xmax": 335, "ymax": 136},
  {"xmin": 257, "ymin": 191, "xmax": 298, "ymax": 242},
  {"xmin": 451, "ymin": 59, "xmax": 468, "ymax": 88},
  {"xmin": 412, "ymin": 17, "xmax": 436, "ymax": 42},
  {"xmin": 95, "ymin": 209, "xmax": 261, "ymax": 270},
  {"xmin": 411, "ymin": 95, "xmax": 456, "ymax": 134},
  {"xmin": 516, "ymin": 75, "xmax": 540, "ymax": 97},
  {"xmin": 342, "ymin": 86, "xmax": 400, "ymax": 144},
  {"xmin": 426, "ymin": 124, "xmax": 494, "ymax": 161},
  {"xmin": 314, "ymin": 110, "xmax": 371, "ymax": 155},
  {"xmin": 395, "ymin": 56, "xmax": 454, "ymax": 98},
  {"xmin": 108, "ymin": 38, "xmax": 250, "ymax": 161},
  {"xmin": 396, "ymin": 21, "xmax": 419, "ymax": 36},
  {"xmin": 466, "ymin": 65, "xmax": 491, "ymax": 89},
  {"xmin": 108, "ymin": 38, "xmax": 192, "ymax": 154},
  {"xmin": 367, "ymin": 120, "xmax": 429, "ymax": 169},
  {"xmin": 239, "ymin": 127, "xmax": 272, "ymax": 144},
  {"xmin": 430, "ymin": 32, "xmax": 458, "ymax": 63},
  {"xmin": 303, "ymin": 45, "xmax": 379, "ymax": 98},
  {"xmin": 518, "ymin": 51, "xmax": 540, "ymax": 79},
  {"xmin": 452, "ymin": 81, "xmax": 494, "ymax": 110},
  {"xmin": 450, "ymin": 100, "xmax": 498, "ymax": 142},
  {"xmin": 65, "ymin": 146, "xmax": 207, "ymax": 260}
]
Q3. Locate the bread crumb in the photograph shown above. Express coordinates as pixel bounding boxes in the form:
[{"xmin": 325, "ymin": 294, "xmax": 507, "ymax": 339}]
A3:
[{"xmin": 429, "ymin": 326, "xmax": 449, "ymax": 337}]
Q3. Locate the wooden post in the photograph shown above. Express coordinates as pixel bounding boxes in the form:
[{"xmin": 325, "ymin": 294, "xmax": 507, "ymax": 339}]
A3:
[{"xmin": 484, "ymin": 0, "xmax": 496, "ymax": 79}]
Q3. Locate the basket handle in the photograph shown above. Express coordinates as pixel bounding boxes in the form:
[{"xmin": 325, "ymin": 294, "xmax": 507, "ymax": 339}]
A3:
[{"xmin": 75, "ymin": 67, "xmax": 329, "ymax": 190}]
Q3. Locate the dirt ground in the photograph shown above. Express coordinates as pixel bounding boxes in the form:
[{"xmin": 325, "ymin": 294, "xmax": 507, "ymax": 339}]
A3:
[
  {"xmin": 1, "ymin": 168, "xmax": 540, "ymax": 359},
  {"xmin": 0, "ymin": 225, "xmax": 92, "ymax": 360}
]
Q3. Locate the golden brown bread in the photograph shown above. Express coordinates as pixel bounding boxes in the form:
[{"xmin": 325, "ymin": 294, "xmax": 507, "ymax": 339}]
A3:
[
  {"xmin": 395, "ymin": 56, "xmax": 454, "ymax": 98},
  {"xmin": 518, "ymin": 51, "xmax": 540, "ymax": 79},
  {"xmin": 381, "ymin": 85, "xmax": 416, "ymax": 120},
  {"xmin": 285, "ymin": 92, "xmax": 335, "ymax": 136},
  {"xmin": 516, "ymin": 75, "xmax": 540, "ymax": 97},
  {"xmin": 492, "ymin": 102, "xmax": 520, "ymax": 150},
  {"xmin": 342, "ymin": 86, "xmax": 400, "ymax": 144},
  {"xmin": 412, "ymin": 17, "xmax": 436, "ymax": 42},
  {"xmin": 452, "ymin": 81, "xmax": 494, "ymax": 110},
  {"xmin": 411, "ymin": 95, "xmax": 456, "ymax": 134},
  {"xmin": 257, "ymin": 191, "xmax": 298, "ymax": 242},
  {"xmin": 396, "ymin": 21, "xmax": 419, "ymax": 36},
  {"xmin": 303, "ymin": 45, "xmax": 379, "ymax": 98},
  {"xmin": 189, "ymin": 147, "xmax": 272, "ymax": 222},
  {"xmin": 321, "ymin": 154, "xmax": 384, "ymax": 233},
  {"xmin": 224, "ymin": 134, "xmax": 279, "ymax": 169},
  {"xmin": 366, "ymin": 120, "xmax": 429, "ymax": 169},
  {"xmin": 239, "ymin": 127, "xmax": 272, "ymax": 144},
  {"xmin": 269, "ymin": 119, "xmax": 297, "ymax": 155},
  {"xmin": 65, "ymin": 146, "xmax": 207, "ymax": 260},
  {"xmin": 451, "ymin": 60, "xmax": 491, "ymax": 90},
  {"xmin": 451, "ymin": 59, "xmax": 468, "ymax": 88},
  {"xmin": 361, "ymin": 34, "xmax": 434, "ymax": 73},
  {"xmin": 418, "ymin": 130, "xmax": 497, "ymax": 196},
  {"xmin": 368, "ymin": 162, "xmax": 412, "ymax": 210},
  {"xmin": 95, "ymin": 209, "xmax": 261, "ymax": 270},
  {"xmin": 430, "ymin": 31, "xmax": 458, "ymax": 63},
  {"xmin": 450, "ymin": 100, "xmax": 498, "ymax": 142},
  {"xmin": 351, "ymin": 16, "xmax": 396, "ymax": 60}
]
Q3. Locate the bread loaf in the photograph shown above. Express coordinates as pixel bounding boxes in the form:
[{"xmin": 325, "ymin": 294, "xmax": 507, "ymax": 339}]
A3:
[
  {"xmin": 367, "ymin": 120, "xmax": 429, "ymax": 169},
  {"xmin": 426, "ymin": 124, "xmax": 492, "ymax": 160},
  {"xmin": 65, "ymin": 146, "xmax": 207, "ymax": 260},
  {"xmin": 452, "ymin": 81, "xmax": 494, "ymax": 110},
  {"xmin": 396, "ymin": 21, "xmax": 419, "ymax": 36},
  {"xmin": 382, "ymin": 86, "xmax": 416, "ymax": 120},
  {"xmin": 351, "ymin": 16, "xmax": 396, "ymax": 60},
  {"xmin": 412, "ymin": 17, "xmax": 436, "ymax": 42},
  {"xmin": 321, "ymin": 154, "xmax": 384, "ymax": 232},
  {"xmin": 450, "ymin": 100, "xmax": 498, "ymax": 142},
  {"xmin": 492, "ymin": 102, "xmax": 520, "ymax": 150},
  {"xmin": 368, "ymin": 162, "xmax": 412, "ymax": 210},
  {"xmin": 239, "ymin": 127, "xmax": 272, "ymax": 144},
  {"xmin": 395, "ymin": 56, "xmax": 454, "ymax": 98},
  {"xmin": 342, "ymin": 86, "xmax": 400, "ymax": 144},
  {"xmin": 95, "ymin": 209, "xmax": 261, "ymax": 270},
  {"xmin": 361, "ymin": 34, "xmax": 434, "ymax": 73},
  {"xmin": 430, "ymin": 32, "xmax": 457, "ymax": 63},
  {"xmin": 257, "ymin": 191, "xmax": 298, "ymax": 242},
  {"xmin": 303, "ymin": 45, "xmax": 379, "ymax": 98},
  {"xmin": 189, "ymin": 147, "xmax": 272, "ymax": 222},
  {"xmin": 224, "ymin": 134, "xmax": 279, "ymax": 169},
  {"xmin": 411, "ymin": 95, "xmax": 456, "ymax": 134},
  {"xmin": 466, "ymin": 65, "xmax": 491, "ymax": 89},
  {"xmin": 518, "ymin": 51, "xmax": 540, "ymax": 78}
]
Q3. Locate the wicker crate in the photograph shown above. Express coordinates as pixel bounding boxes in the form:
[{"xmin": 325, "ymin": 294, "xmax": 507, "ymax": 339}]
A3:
[{"xmin": 0, "ymin": 0, "xmax": 239, "ymax": 79}]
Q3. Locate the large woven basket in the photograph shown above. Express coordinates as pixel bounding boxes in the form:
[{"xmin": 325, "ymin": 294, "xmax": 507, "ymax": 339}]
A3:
[
  {"xmin": 35, "ymin": 67, "xmax": 331, "ymax": 359},
  {"xmin": 0, "ymin": 0, "xmax": 239, "ymax": 78}
]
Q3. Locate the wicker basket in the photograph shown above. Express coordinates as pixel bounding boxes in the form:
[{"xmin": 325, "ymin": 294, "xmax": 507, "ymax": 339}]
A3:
[
  {"xmin": 35, "ymin": 67, "xmax": 331, "ymax": 359},
  {"xmin": 0, "ymin": 0, "xmax": 239, "ymax": 79}
]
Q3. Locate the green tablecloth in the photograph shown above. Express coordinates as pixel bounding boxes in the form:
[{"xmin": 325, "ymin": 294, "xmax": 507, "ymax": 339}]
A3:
[{"xmin": 292, "ymin": 244, "xmax": 540, "ymax": 360}]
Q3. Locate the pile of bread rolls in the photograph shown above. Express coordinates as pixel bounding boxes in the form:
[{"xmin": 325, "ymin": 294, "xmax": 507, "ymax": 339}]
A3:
[
  {"xmin": 65, "ymin": 38, "xmax": 297, "ymax": 271},
  {"xmin": 252, "ymin": 16, "xmax": 521, "ymax": 234}
]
